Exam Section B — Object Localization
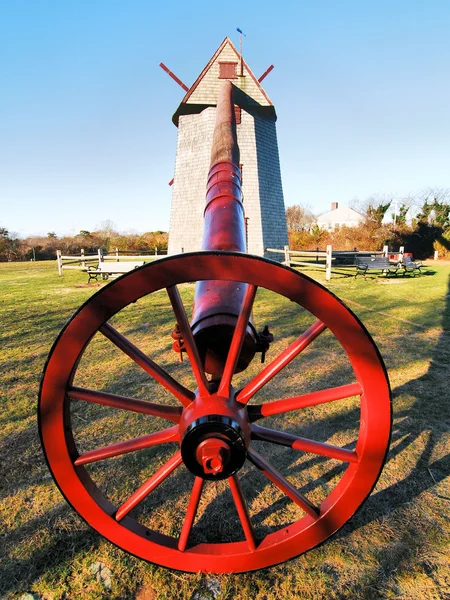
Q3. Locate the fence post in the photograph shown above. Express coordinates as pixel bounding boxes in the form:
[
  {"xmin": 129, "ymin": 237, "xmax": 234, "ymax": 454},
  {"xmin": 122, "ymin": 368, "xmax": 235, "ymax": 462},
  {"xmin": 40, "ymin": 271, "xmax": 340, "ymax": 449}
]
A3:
[
  {"xmin": 98, "ymin": 248, "xmax": 103, "ymax": 264},
  {"xmin": 284, "ymin": 245, "xmax": 290, "ymax": 265},
  {"xmin": 399, "ymin": 246, "xmax": 404, "ymax": 259},
  {"xmin": 115, "ymin": 247, "xmax": 119, "ymax": 261},
  {"xmin": 434, "ymin": 250, "xmax": 439, "ymax": 260},
  {"xmin": 155, "ymin": 246, "xmax": 157, "ymax": 256},
  {"xmin": 316, "ymin": 247, "xmax": 319, "ymax": 263},
  {"xmin": 57, "ymin": 249, "xmax": 62, "ymax": 276},
  {"xmin": 81, "ymin": 248, "xmax": 85, "ymax": 269},
  {"xmin": 382, "ymin": 245, "xmax": 389, "ymax": 257},
  {"xmin": 326, "ymin": 245, "xmax": 332, "ymax": 281}
]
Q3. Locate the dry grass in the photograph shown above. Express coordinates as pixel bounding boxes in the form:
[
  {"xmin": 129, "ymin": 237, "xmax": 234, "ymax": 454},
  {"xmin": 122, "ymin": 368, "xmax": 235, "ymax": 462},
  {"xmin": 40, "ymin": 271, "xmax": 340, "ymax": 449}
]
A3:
[{"xmin": 1, "ymin": 260, "xmax": 449, "ymax": 599}]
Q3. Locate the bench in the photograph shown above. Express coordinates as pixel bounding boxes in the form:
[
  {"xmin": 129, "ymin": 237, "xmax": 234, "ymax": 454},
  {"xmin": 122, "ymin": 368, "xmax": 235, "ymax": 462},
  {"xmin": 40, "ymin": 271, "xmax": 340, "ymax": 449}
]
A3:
[
  {"xmin": 355, "ymin": 257, "xmax": 400, "ymax": 280},
  {"xmin": 401, "ymin": 256, "xmax": 423, "ymax": 276},
  {"xmin": 86, "ymin": 261, "xmax": 144, "ymax": 282}
]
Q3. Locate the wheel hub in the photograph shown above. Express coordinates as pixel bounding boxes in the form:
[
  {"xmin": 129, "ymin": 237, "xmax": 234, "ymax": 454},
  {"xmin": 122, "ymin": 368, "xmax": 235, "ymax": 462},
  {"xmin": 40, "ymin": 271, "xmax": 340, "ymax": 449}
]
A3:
[{"xmin": 181, "ymin": 415, "xmax": 247, "ymax": 480}]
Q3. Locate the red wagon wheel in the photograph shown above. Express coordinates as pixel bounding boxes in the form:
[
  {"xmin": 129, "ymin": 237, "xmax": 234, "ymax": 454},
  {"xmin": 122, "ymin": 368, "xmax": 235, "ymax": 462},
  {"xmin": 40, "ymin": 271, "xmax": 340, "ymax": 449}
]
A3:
[{"xmin": 39, "ymin": 252, "xmax": 391, "ymax": 573}]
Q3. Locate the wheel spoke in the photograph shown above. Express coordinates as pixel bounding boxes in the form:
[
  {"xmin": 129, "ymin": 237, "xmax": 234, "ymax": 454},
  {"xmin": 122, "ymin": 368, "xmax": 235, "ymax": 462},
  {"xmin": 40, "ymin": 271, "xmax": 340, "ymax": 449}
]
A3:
[
  {"xmin": 100, "ymin": 322, "xmax": 194, "ymax": 407},
  {"xmin": 237, "ymin": 320, "xmax": 327, "ymax": 405},
  {"xmin": 251, "ymin": 424, "xmax": 358, "ymax": 463},
  {"xmin": 247, "ymin": 448, "xmax": 319, "ymax": 518},
  {"xmin": 74, "ymin": 425, "xmax": 179, "ymax": 466},
  {"xmin": 115, "ymin": 450, "xmax": 183, "ymax": 521},
  {"xmin": 166, "ymin": 285, "xmax": 209, "ymax": 397},
  {"xmin": 218, "ymin": 284, "xmax": 257, "ymax": 396},
  {"xmin": 178, "ymin": 476, "xmax": 204, "ymax": 552},
  {"xmin": 68, "ymin": 386, "xmax": 183, "ymax": 422},
  {"xmin": 247, "ymin": 382, "xmax": 362, "ymax": 422},
  {"xmin": 228, "ymin": 474, "xmax": 256, "ymax": 551}
]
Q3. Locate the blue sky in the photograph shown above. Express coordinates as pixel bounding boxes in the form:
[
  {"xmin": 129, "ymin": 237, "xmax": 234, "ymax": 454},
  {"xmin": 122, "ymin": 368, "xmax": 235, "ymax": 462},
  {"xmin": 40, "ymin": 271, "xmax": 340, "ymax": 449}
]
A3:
[{"xmin": 1, "ymin": 0, "xmax": 449, "ymax": 237}]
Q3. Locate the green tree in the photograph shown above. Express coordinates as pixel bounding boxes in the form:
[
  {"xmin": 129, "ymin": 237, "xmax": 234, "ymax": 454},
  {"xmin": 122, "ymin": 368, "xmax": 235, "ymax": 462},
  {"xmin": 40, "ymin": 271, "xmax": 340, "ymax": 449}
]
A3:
[
  {"xmin": 366, "ymin": 200, "xmax": 392, "ymax": 225},
  {"xmin": 416, "ymin": 201, "xmax": 433, "ymax": 223},
  {"xmin": 416, "ymin": 200, "xmax": 450, "ymax": 230},
  {"xmin": 0, "ymin": 227, "xmax": 20, "ymax": 261},
  {"xmin": 416, "ymin": 188, "xmax": 450, "ymax": 229},
  {"xmin": 0, "ymin": 227, "xmax": 9, "ymax": 260},
  {"xmin": 350, "ymin": 194, "xmax": 393, "ymax": 226},
  {"xmin": 392, "ymin": 203, "xmax": 409, "ymax": 226},
  {"xmin": 430, "ymin": 202, "xmax": 450, "ymax": 229}
]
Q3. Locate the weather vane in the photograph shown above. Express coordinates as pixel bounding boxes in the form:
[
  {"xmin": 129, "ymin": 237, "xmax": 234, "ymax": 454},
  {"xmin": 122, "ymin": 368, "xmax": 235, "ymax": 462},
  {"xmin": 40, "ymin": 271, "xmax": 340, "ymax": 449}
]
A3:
[{"xmin": 237, "ymin": 27, "xmax": 246, "ymax": 76}]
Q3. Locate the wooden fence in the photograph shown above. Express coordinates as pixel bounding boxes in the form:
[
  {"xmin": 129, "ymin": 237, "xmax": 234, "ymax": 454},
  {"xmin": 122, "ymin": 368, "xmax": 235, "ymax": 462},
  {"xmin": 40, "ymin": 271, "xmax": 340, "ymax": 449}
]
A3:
[
  {"xmin": 56, "ymin": 248, "xmax": 165, "ymax": 276},
  {"xmin": 58, "ymin": 245, "xmax": 412, "ymax": 280},
  {"xmin": 266, "ymin": 245, "xmax": 403, "ymax": 280}
]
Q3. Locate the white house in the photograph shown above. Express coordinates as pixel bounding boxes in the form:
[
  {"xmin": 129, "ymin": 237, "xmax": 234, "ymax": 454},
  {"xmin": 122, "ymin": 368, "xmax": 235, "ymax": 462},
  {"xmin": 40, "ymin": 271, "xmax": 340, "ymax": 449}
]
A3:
[{"xmin": 316, "ymin": 202, "xmax": 365, "ymax": 231}]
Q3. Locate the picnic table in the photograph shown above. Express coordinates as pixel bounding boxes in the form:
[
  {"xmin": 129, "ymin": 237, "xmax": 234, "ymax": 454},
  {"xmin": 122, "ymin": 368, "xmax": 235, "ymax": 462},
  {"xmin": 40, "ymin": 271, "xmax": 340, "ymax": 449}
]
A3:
[
  {"xmin": 355, "ymin": 257, "xmax": 400, "ymax": 279},
  {"xmin": 85, "ymin": 261, "xmax": 144, "ymax": 282}
]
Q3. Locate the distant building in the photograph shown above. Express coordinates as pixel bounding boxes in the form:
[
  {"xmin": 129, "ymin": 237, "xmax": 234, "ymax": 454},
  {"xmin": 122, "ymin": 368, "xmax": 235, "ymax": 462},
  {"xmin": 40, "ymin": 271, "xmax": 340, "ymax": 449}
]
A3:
[{"xmin": 316, "ymin": 202, "xmax": 365, "ymax": 231}]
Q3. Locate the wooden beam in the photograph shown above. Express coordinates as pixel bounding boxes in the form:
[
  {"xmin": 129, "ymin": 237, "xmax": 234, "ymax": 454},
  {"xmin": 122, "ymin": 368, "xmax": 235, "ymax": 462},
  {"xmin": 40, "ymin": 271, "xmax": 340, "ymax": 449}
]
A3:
[
  {"xmin": 159, "ymin": 62, "xmax": 189, "ymax": 92},
  {"xmin": 258, "ymin": 64, "xmax": 274, "ymax": 83}
]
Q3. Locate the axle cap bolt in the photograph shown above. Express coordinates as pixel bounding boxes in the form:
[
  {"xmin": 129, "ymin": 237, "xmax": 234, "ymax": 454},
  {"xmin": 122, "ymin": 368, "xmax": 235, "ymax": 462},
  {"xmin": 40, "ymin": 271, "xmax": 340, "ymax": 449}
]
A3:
[{"xmin": 196, "ymin": 438, "xmax": 230, "ymax": 475}]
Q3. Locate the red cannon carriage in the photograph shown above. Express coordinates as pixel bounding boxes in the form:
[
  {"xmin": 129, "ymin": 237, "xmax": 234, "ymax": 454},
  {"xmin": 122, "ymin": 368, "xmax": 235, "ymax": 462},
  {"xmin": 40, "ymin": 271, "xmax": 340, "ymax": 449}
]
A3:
[{"xmin": 39, "ymin": 81, "xmax": 391, "ymax": 573}]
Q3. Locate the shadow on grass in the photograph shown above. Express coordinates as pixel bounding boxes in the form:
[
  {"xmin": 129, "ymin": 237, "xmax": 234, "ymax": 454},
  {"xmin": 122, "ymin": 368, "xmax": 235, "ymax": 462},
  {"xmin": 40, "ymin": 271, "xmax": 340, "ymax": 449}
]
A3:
[
  {"xmin": 339, "ymin": 280, "xmax": 450, "ymax": 527},
  {"xmin": 0, "ymin": 416, "xmax": 93, "ymax": 595},
  {"xmin": 1, "ymin": 504, "xmax": 97, "ymax": 596}
]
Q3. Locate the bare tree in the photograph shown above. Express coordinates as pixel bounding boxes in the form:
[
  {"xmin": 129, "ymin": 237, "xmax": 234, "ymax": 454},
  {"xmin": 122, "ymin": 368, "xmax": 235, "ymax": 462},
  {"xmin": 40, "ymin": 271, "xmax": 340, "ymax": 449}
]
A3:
[
  {"xmin": 286, "ymin": 204, "xmax": 315, "ymax": 231},
  {"xmin": 96, "ymin": 219, "xmax": 118, "ymax": 236},
  {"xmin": 94, "ymin": 220, "xmax": 119, "ymax": 252}
]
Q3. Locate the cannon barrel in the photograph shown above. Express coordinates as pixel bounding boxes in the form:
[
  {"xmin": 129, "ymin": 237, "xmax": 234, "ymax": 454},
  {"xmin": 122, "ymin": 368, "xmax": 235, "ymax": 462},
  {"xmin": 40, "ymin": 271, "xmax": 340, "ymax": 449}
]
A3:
[
  {"xmin": 190, "ymin": 81, "xmax": 258, "ymax": 375},
  {"xmin": 202, "ymin": 80, "xmax": 245, "ymax": 253}
]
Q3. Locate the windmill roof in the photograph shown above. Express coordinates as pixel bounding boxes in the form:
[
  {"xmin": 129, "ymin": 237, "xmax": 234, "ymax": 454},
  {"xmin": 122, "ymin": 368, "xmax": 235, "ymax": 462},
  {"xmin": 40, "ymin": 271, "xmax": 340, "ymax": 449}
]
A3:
[{"xmin": 172, "ymin": 37, "xmax": 276, "ymax": 125}]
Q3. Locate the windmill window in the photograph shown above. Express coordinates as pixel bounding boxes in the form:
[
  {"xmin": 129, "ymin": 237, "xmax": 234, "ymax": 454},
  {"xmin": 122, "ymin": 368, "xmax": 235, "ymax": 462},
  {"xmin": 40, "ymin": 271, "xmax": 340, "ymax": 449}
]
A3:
[{"xmin": 219, "ymin": 62, "xmax": 238, "ymax": 79}]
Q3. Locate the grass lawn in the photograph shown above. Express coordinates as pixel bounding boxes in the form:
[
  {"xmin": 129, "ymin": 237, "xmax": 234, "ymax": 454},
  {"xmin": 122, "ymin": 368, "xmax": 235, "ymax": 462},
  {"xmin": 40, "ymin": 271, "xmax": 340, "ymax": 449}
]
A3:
[{"xmin": 1, "ymin": 259, "xmax": 449, "ymax": 599}]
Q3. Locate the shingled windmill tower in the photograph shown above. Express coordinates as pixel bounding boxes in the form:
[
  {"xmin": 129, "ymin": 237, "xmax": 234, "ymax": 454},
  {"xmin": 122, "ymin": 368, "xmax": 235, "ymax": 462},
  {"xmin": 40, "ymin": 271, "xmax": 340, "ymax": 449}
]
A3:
[{"xmin": 164, "ymin": 37, "xmax": 288, "ymax": 258}]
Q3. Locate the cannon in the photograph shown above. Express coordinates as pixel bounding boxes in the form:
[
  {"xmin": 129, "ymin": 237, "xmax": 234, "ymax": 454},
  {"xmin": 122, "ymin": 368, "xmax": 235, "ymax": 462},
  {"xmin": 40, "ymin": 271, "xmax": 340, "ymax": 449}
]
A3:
[{"xmin": 39, "ymin": 80, "xmax": 391, "ymax": 573}]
